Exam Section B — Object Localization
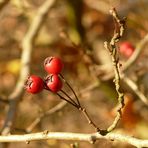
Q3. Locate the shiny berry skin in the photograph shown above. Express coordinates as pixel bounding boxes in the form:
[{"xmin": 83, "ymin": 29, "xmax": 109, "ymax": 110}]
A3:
[
  {"xmin": 44, "ymin": 57, "xmax": 64, "ymax": 74},
  {"xmin": 25, "ymin": 75, "xmax": 44, "ymax": 94},
  {"xmin": 46, "ymin": 74, "xmax": 63, "ymax": 92},
  {"xmin": 119, "ymin": 42, "xmax": 135, "ymax": 57}
]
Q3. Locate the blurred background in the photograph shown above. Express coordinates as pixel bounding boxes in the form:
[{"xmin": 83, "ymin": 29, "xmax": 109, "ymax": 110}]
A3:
[{"xmin": 0, "ymin": 0, "xmax": 148, "ymax": 147}]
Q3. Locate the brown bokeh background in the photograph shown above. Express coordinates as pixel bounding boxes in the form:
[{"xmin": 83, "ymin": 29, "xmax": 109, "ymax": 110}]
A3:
[{"xmin": 0, "ymin": 0, "xmax": 148, "ymax": 147}]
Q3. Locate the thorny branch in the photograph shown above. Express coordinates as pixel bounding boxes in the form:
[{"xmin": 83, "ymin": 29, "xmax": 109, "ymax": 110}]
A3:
[
  {"xmin": 1, "ymin": 0, "xmax": 56, "ymax": 135},
  {"xmin": 100, "ymin": 33, "xmax": 148, "ymax": 105},
  {"xmin": 101, "ymin": 31, "xmax": 148, "ymax": 80},
  {"xmin": 95, "ymin": 12, "xmax": 148, "ymax": 106},
  {"xmin": 104, "ymin": 8, "xmax": 125, "ymax": 132}
]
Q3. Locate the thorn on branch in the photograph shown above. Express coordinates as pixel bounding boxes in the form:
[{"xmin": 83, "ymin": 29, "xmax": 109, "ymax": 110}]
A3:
[
  {"xmin": 26, "ymin": 141, "xmax": 30, "ymax": 144},
  {"xmin": 43, "ymin": 130, "xmax": 49, "ymax": 135},
  {"xmin": 89, "ymin": 135, "xmax": 97, "ymax": 144}
]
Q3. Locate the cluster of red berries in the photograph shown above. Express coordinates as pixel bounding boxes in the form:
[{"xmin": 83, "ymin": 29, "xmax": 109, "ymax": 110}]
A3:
[
  {"xmin": 25, "ymin": 57, "xmax": 64, "ymax": 94},
  {"xmin": 119, "ymin": 41, "xmax": 135, "ymax": 57}
]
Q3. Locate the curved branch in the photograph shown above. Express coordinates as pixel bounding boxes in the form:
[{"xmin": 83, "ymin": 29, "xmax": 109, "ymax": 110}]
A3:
[
  {"xmin": 104, "ymin": 8, "xmax": 125, "ymax": 132},
  {"xmin": 1, "ymin": 0, "xmax": 56, "ymax": 135},
  {"xmin": 0, "ymin": 131, "xmax": 147, "ymax": 148}
]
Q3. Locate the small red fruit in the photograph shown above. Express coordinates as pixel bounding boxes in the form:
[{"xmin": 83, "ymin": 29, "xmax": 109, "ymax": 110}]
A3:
[
  {"xmin": 46, "ymin": 74, "xmax": 63, "ymax": 92},
  {"xmin": 25, "ymin": 75, "xmax": 44, "ymax": 94},
  {"xmin": 119, "ymin": 42, "xmax": 135, "ymax": 57},
  {"xmin": 44, "ymin": 57, "xmax": 63, "ymax": 74}
]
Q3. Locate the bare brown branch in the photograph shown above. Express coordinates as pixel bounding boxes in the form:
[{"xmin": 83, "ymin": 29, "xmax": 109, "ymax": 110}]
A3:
[{"xmin": 104, "ymin": 8, "xmax": 125, "ymax": 132}]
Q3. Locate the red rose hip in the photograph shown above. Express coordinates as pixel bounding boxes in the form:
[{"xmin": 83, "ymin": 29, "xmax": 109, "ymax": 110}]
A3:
[
  {"xmin": 25, "ymin": 75, "xmax": 44, "ymax": 94},
  {"xmin": 44, "ymin": 57, "xmax": 63, "ymax": 74},
  {"xmin": 119, "ymin": 41, "xmax": 135, "ymax": 57},
  {"xmin": 46, "ymin": 74, "xmax": 63, "ymax": 92}
]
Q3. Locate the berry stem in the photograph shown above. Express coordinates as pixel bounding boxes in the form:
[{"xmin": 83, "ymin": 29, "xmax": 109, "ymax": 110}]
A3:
[
  {"xmin": 79, "ymin": 107, "xmax": 101, "ymax": 133},
  {"xmin": 57, "ymin": 93, "xmax": 78, "ymax": 108},
  {"xmin": 58, "ymin": 89, "xmax": 101, "ymax": 132},
  {"xmin": 59, "ymin": 74, "xmax": 102, "ymax": 133},
  {"xmin": 60, "ymin": 89, "xmax": 79, "ymax": 108},
  {"xmin": 44, "ymin": 79, "xmax": 78, "ymax": 107},
  {"xmin": 60, "ymin": 74, "xmax": 81, "ymax": 107},
  {"xmin": 43, "ymin": 83, "xmax": 51, "ymax": 91}
]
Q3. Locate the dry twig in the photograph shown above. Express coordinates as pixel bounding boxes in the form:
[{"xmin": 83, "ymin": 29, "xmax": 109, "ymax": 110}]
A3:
[
  {"xmin": 104, "ymin": 8, "xmax": 125, "ymax": 132},
  {"xmin": 99, "ymin": 27, "xmax": 148, "ymax": 106}
]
